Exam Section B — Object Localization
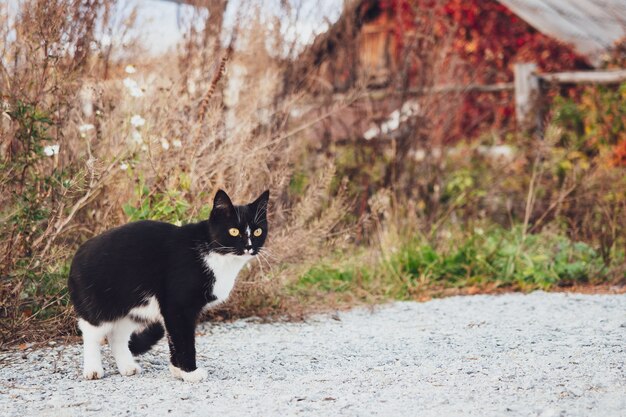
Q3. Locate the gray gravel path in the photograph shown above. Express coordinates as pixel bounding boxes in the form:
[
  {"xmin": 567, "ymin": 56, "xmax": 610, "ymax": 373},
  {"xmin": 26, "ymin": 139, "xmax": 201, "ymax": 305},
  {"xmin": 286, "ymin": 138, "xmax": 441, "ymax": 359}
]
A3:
[{"xmin": 1, "ymin": 291, "xmax": 625, "ymax": 417}]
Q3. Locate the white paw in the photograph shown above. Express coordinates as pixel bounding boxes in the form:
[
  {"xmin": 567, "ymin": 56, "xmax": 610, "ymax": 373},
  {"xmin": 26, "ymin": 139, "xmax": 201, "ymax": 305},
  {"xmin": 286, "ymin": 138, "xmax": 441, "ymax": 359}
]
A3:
[
  {"xmin": 169, "ymin": 364, "xmax": 207, "ymax": 382},
  {"xmin": 181, "ymin": 368, "xmax": 208, "ymax": 383},
  {"xmin": 118, "ymin": 362, "xmax": 141, "ymax": 376},
  {"xmin": 83, "ymin": 366, "xmax": 104, "ymax": 380},
  {"xmin": 169, "ymin": 364, "xmax": 182, "ymax": 379}
]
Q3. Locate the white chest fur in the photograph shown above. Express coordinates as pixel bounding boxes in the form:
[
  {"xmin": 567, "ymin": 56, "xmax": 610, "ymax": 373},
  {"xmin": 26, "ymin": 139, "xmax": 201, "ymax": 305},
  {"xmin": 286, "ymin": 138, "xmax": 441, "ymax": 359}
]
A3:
[{"xmin": 203, "ymin": 253, "xmax": 252, "ymax": 308}]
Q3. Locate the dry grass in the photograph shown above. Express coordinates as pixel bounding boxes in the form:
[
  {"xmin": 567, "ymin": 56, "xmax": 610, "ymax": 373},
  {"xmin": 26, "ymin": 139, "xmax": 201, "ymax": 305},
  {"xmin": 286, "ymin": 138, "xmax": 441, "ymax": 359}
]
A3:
[{"xmin": 0, "ymin": 0, "xmax": 352, "ymax": 347}]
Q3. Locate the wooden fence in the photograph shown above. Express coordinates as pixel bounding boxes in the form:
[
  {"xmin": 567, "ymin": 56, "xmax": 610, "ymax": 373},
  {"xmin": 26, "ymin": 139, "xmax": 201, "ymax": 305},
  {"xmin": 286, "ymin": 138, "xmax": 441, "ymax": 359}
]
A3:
[
  {"xmin": 315, "ymin": 63, "xmax": 626, "ymax": 138},
  {"xmin": 514, "ymin": 63, "xmax": 626, "ymax": 135}
]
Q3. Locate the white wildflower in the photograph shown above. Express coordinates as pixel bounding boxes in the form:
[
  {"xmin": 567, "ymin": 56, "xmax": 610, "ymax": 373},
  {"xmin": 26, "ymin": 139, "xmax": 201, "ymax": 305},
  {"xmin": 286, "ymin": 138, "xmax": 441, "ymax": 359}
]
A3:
[
  {"xmin": 412, "ymin": 149, "xmax": 426, "ymax": 162},
  {"xmin": 125, "ymin": 65, "xmax": 137, "ymax": 74},
  {"xmin": 43, "ymin": 144, "xmax": 60, "ymax": 156},
  {"xmin": 172, "ymin": 139, "xmax": 182, "ymax": 148},
  {"xmin": 186, "ymin": 79, "xmax": 197, "ymax": 95},
  {"xmin": 123, "ymin": 78, "xmax": 144, "ymax": 97},
  {"xmin": 129, "ymin": 86, "xmax": 143, "ymax": 97},
  {"xmin": 289, "ymin": 106, "xmax": 304, "ymax": 118},
  {"xmin": 363, "ymin": 126, "xmax": 380, "ymax": 140},
  {"xmin": 78, "ymin": 123, "xmax": 95, "ymax": 133},
  {"xmin": 100, "ymin": 34, "xmax": 112, "ymax": 47},
  {"xmin": 120, "ymin": 162, "xmax": 128, "ymax": 171},
  {"xmin": 131, "ymin": 130, "xmax": 142, "ymax": 144},
  {"xmin": 160, "ymin": 138, "xmax": 170, "ymax": 150},
  {"xmin": 381, "ymin": 110, "xmax": 400, "ymax": 133},
  {"xmin": 400, "ymin": 100, "xmax": 420, "ymax": 122},
  {"xmin": 130, "ymin": 114, "xmax": 145, "ymax": 127},
  {"xmin": 123, "ymin": 77, "xmax": 138, "ymax": 89}
]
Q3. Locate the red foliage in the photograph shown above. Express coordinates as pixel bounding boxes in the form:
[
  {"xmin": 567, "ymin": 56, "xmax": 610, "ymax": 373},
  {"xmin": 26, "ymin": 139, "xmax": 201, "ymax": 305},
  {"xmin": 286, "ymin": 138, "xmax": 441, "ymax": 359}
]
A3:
[
  {"xmin": 379, "ymin": 0, "xmax": 591, "ymax": 139},
  {"xmin": 612, "ymin": 139, "xmax": 626, "ymax": 167}
]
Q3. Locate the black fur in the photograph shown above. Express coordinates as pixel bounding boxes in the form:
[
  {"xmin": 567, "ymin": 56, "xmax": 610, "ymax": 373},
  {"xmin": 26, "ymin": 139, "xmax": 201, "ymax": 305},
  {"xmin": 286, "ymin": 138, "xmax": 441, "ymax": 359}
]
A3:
[
  {"xmin": 68, "ymin": 189, "xmax": 269, "ymax": 373},
  {"xmin": 129, "ymin": 322, "xmax": 165, "ymax": 355}
]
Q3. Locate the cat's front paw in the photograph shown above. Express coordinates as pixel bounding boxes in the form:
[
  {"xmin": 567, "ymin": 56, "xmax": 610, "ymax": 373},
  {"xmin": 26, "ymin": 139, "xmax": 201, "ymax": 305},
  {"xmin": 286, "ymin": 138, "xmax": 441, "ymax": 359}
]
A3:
[
  {"xmin": 118, "ymin": 362, "xmax": 142, "ymax": 376},
  {"xmin": 169, "ymin": 364, "xmax": 208, "ymax": 382},
  {"xmin": 83, "ymin": 366, "xmax": 104, "ymax": 380},
  {"xmin": 181, "ymin": 368, "xmax": 208, "ymax": 383}
]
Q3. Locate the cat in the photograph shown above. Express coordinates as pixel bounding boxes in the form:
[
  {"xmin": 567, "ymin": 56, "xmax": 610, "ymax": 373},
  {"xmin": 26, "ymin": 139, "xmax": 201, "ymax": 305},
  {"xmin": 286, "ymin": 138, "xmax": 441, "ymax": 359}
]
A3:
[{"xmin": 68, "ymin": 189, "xmax": 269, "ymax": 382}]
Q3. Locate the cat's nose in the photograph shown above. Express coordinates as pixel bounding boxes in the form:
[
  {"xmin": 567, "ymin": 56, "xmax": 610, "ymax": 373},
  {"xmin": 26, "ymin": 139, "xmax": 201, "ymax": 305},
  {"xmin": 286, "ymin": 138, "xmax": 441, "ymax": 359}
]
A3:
[{"xmin": 244, "ymin": 244, "xmax": 252, "ymax": 250}]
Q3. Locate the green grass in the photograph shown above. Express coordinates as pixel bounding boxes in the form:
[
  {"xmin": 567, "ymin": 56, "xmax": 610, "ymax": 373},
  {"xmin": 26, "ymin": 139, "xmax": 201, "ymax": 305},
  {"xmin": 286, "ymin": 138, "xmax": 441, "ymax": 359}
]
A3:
[{"xmin": 292, "ymin": 225, "xmax": 618, "ymax": 302}]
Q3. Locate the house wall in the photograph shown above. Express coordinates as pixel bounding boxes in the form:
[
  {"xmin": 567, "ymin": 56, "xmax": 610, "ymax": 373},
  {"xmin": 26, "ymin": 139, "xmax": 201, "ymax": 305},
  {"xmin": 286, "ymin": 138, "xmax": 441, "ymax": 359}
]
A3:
[{"xmin": 358, "ymin": 11, "xmax": 397, "ymax": 86}]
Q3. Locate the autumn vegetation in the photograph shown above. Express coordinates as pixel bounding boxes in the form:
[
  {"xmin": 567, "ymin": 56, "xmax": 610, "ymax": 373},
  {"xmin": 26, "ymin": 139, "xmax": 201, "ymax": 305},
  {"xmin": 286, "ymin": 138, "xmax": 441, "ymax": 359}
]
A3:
[{"xmin": 1, "ymin": 0, "xmax": 625, "ymax": 347}]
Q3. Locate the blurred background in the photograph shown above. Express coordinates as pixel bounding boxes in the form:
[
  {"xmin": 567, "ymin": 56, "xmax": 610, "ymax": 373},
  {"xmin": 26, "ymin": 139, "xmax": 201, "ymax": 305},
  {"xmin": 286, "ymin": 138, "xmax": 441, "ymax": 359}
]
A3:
[{"xmin": 1, "ymin": 0, "xmax": 625, "ymax": 347}]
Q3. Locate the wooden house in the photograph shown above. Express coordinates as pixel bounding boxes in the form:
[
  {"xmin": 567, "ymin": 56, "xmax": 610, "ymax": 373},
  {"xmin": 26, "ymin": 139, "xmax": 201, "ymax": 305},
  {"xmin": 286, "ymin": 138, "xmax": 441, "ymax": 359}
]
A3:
[
  {"xmin": 293, "ymin": 0, "xmax": 626, "ymax": 141},
  {"xmin": 299, "ymin": 0, "xmax": 626, "ymax": 93}
]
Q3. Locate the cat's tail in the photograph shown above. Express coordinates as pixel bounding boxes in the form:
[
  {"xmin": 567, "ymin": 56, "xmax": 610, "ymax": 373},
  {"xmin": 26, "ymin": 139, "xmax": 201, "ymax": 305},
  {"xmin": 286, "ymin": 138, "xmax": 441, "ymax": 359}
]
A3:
[{"xmin": 129, "ymin": 322, "xmax": 165, "ymax": 355}]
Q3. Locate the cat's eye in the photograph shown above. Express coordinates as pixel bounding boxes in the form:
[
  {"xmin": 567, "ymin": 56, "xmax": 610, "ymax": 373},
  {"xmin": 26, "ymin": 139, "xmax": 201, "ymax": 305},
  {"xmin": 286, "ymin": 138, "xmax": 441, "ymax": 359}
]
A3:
[
  {"xmin": 228, "ymin": 228, "xmax": 240, "ymax": 237},
  {"xmin": 253, "ymin": 228, "xmax": 262, "ymax": 237}
]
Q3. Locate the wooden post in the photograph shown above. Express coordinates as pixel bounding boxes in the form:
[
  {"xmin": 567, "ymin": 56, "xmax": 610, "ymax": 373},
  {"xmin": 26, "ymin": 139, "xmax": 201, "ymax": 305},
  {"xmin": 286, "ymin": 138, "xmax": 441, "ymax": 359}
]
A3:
[{"xmin": 514, "ymin": 62, "xmax": 540, "ymax": 134}]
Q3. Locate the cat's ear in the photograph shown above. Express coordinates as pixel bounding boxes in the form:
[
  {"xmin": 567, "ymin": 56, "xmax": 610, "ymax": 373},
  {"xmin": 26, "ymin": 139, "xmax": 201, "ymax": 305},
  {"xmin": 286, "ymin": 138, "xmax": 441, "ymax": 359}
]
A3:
[
  {"xmin": 212, "ymin": 189, "xmax": 235, "ymax": 216},
  {"xmin": 249, "ymin": 190, "xmax": 269, "ymax": 218}
]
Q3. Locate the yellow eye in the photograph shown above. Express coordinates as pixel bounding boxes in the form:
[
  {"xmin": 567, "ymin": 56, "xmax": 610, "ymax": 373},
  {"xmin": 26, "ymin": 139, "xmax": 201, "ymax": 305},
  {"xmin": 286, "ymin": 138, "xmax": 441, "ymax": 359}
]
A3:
[
  {"xmin": 228, "ymin": 228, "xmax": 240, "ymax": 237},
  {"xmin": 253, "ymin": 228, "xmax": 262, "ymax": 237}
]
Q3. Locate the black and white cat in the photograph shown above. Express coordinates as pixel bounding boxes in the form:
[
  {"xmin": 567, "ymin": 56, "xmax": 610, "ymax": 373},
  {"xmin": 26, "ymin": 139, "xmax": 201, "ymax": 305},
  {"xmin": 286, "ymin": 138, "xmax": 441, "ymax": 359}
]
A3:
[{"xmin": 68, "ymin": 189, "xmax": 269, "ymax": 382}]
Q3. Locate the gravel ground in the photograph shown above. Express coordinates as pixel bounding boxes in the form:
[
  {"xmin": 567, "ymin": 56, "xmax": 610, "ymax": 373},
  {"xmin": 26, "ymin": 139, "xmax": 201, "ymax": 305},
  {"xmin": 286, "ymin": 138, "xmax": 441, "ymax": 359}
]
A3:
[{"xmin": 1, "ymin": 291, "xmax": 625, "ymax": 417}]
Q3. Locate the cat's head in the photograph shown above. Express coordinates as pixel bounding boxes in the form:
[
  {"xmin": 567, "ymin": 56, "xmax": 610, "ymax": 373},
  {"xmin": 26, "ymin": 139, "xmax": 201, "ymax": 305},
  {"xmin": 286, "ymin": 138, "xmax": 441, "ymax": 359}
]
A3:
[{"xmin": 207, "ymin": 189, "xmax": 269, "ymax": 257}]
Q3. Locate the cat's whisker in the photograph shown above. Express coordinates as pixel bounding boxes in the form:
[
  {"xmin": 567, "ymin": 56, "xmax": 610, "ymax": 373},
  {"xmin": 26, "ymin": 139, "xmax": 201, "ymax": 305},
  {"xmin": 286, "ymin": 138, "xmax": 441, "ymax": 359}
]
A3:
[
  {"xmin": 255, "ymin": 255, "xmax": 266, "ymax": 276},
  {"xmin": 257, "ymin": 249, "xmax": 271, "ymax": 264},
  {"xmin": 258, "ymin": 255, "xmax": 276, "ymax": 265},
  {"xmin": 261, "ymin": 247, "xmax": 277, "ymax": 256},
  {"xmin": 254, "ymin": 205, "xmax": 267, "ymax": 224},
  {"xmin": 256, "ymin": 253, "xmax": 274, "ymax": 274},
  {"xmin": 255, "ymin": 251, "xmax": 272, "ymax": 271},
  {"xmin": 258, "ymin": 248, "xmax": 278, "ymax": 260}
]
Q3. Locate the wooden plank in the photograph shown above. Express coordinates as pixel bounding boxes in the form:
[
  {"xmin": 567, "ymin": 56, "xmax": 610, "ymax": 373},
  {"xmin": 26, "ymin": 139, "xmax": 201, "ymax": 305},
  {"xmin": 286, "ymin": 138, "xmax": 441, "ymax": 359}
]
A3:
[
  {"xmin": 540, "ymin": 70, "xmax": 626, "ymax": 84},
  {"xmin": 322, "ymin": 82, "xmax": 515, "ymax": 103},
  {"xmin": 514, "ymin": 62, "xmax": 540, "ymax": 131},
  {"xmin": 417, "ymin": 82, "xmax": 514, "ymax": 94}
]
